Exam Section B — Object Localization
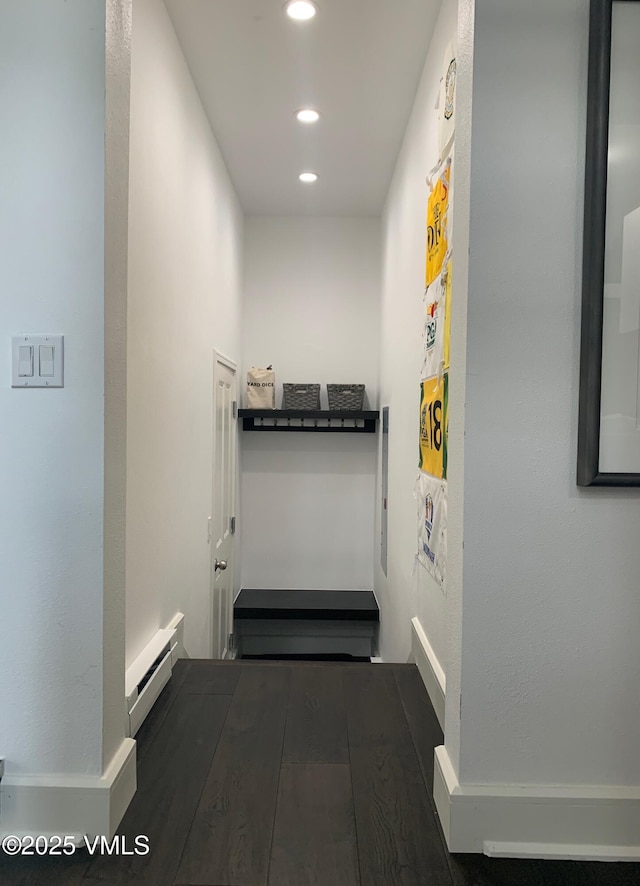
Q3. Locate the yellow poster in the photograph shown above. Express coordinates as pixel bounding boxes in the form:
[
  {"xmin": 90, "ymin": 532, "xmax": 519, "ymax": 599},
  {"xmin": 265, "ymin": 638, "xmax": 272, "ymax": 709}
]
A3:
[
  {"xmin": 425, "ymin": 159, "xmax": 451, "ymax": 287},
  {"xmin": 419, "ymin": 374, "xmax": 448, "ymax": 479},
  {"xmin": 443, "ymin": 258, "xmax": 452, "ymax": 370}
]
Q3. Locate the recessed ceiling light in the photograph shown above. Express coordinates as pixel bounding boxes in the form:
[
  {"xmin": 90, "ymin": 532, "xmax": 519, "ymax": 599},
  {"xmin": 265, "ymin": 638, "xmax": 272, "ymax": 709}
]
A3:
[
  {"xmin": 285, "ymin": 1, "xmax": 317, "ymax": 22},
  {"xmin": 299, "ymin": 172, "xmax": 318, "ymax": 183},
  {"xmin": 296, "ymin": 109, "xmax": 320, "ymax": 124}
]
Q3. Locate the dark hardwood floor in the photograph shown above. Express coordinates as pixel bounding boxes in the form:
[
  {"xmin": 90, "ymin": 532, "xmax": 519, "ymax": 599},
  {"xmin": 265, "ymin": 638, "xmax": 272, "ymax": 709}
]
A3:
[{"xmin": 2, "ymin": 658, "xmax": 640, "ymax": 886}]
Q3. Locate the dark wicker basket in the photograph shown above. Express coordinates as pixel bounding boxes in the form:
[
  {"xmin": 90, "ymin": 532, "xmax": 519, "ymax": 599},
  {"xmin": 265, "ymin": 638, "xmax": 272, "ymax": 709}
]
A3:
[
  {"xmin": 327, "ymin": 384, "xmax": 365, "ymax": 411},
  {"xmin": 282, "ymin": 383, "xmax": 321, "ymax": 410}
]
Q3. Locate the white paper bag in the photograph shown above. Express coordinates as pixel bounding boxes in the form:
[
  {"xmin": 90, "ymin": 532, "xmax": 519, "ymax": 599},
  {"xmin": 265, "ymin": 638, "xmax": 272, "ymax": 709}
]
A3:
[{"xmin": 246, "ymin": 365, "xmax": 275, "ymax": 408}]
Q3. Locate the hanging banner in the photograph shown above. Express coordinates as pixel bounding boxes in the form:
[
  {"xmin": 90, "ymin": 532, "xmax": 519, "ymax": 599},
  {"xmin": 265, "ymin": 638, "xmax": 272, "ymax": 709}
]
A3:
[
  {"xmin": 443, "ymin": 257, "xmax": 452, "ymax": 370},
  {"xmin": 415, "ymin": 32, "xmax": 455, "ymax": 592},
  {"xmin": 425, "ymin": 157, "xmax": 451, "ymax": 288},
  {"xmin": 421, "ymin": 293, "xmax": 443, "ymax": 381},
  {"xmin": 421, "ymin": 256, "xmax": 452, "ymax": 379},
  {"xmin": 415, "ymin": 472, "xmax": 447, "ymax": 585},
  {"xmin": 438, "ymin": 42, "xmax": 457, "ymax": 158},
  {"xmin": 418, "ymin": 373, "xmax": 448, "ymax": 479}
]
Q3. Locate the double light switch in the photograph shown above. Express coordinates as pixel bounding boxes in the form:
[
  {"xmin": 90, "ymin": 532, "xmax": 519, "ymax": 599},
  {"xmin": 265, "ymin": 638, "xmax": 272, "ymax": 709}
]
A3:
[{"xmin": 12, "ymin": 335, "xmax": 64, "ymax": 387}]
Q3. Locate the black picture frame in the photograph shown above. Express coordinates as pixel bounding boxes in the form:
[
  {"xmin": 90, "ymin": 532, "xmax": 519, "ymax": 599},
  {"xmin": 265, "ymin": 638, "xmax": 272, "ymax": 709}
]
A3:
[{"xmin": 577, "ymin": 0, "xmax": 640, "ymax": 486}]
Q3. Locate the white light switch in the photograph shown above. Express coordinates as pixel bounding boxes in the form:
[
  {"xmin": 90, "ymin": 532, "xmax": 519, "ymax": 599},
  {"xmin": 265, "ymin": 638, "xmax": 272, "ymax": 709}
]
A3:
[
  {"xmin": 18, "ymin": 345, "xmax": 34, "ymax": 377},
  {"xmin": 39, "ymin": 345, "xmax": 55, "ymax": 377},
  {"xmin": 12, "ymin": 335, "xmax": 64, "ymax": 387}
]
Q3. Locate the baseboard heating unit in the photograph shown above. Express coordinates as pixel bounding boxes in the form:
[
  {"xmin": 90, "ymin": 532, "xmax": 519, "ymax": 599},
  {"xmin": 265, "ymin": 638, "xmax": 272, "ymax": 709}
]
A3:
[{"xmin": 125, "ymin": 614, "xmax": 184, "ymax": 738}]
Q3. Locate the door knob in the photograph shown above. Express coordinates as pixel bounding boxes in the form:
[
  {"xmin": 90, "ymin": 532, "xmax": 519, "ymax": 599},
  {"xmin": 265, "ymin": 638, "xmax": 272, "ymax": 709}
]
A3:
[{"xmin": 214, "ymin": 559, "xmax": 228, "ymax": 571}]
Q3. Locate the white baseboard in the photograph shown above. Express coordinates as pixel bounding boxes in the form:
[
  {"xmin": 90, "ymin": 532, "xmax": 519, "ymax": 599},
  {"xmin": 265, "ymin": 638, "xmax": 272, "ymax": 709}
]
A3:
[
  {"xmin": 434, "ymin": 745, "xmax": 640, "ymax": 861},
  {"xmin": 0, "ymin": 738, "xmax": 136, "ymax": 840},
  {"xmin": 106, "ymin": 738, "xmax": 138, "ymax": 837},
  {"xmin": 410, "ymin": 617, "xmax": 446, "ymax": 731}
]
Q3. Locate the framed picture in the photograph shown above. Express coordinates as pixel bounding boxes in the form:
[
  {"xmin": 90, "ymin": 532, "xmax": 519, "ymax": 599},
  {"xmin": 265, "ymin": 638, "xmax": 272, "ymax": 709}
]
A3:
[{"xmin": 577, "ymin": 0, "xmax": 640, "ymax": 485}]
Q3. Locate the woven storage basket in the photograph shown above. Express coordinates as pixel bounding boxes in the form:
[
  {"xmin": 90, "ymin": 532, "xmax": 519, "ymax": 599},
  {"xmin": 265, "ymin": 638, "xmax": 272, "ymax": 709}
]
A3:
[
  {"xmin": 282, "ymin": 383, "xmax": 321, "ymax": 410},
  {"xmin": 327, "ymin": 384, "xmax": 365, "ymax": 411}
]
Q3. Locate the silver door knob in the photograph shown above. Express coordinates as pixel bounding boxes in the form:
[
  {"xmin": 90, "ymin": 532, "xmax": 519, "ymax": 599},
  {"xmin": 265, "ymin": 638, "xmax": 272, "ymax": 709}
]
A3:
[{"xmin": 214, "ymin": 559, "xmax": 228, "ymax": 571}]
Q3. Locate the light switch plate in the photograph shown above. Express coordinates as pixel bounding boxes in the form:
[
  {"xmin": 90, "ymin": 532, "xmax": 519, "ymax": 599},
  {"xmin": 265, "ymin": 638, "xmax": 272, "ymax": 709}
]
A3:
[{"xmin": 12, "ymin": 335, "xmax": 64, "ymax": 387}]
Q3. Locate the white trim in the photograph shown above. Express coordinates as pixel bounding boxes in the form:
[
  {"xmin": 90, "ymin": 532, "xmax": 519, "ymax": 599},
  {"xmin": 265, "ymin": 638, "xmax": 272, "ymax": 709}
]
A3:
[
  {"xmin": 410, "ymin": 617, "xmax": 446, "ymax": 730},
  {"xmin": 434, "ymin": 745, "xmax": 640, "ymax": 861},
  {"xmin": 484, "ymin": 842, "xmax": 640, "ymax": 862},
  {"xmin": 106, "ymin": 738, "xmax": 137, "ymax": 838},
  {"xmin": 211, "ymin": 350, "xmax": 238, "ymax": 660},
  {"xmin": 0, "ymin": 738, "xmax": 136, "ymax": 840},
  {"xmin": 212, "ymin": 349, "xmax": 237, "ymax": 373}
]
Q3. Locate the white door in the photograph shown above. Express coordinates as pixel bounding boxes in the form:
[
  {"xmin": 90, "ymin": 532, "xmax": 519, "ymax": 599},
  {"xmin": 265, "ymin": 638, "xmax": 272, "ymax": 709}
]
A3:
[{"xmin": 210, "ymin": 351, "xmax": 237, "ymax": 659}]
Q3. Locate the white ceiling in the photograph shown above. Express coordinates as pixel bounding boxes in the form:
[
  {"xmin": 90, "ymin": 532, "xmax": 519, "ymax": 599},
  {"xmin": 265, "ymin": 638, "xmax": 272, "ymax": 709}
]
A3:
[{"xmin": 163, "ymin": 0, "xmax": 439, "ymax": 217}]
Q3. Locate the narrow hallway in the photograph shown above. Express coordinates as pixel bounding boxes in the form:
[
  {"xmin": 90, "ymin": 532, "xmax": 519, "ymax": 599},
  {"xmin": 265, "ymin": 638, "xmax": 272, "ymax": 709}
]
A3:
[{"xmin": 2, "ymin": 660, "xmax": 639, "ymax": 886}]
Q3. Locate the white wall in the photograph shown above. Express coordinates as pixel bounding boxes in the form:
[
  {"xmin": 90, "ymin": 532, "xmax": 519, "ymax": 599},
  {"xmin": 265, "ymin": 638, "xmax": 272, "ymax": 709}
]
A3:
[
  {"xmin": 376, "ymin": 0, "xmax": 459, "ymax": 663},
  {"xmin": 456, "ymin": 0, "xmax": 640, "ymax": 789},
  {"xmin": 241, "ymin": 217, "xmax": 380, "ymax": 591},
  {"xmin": 0, "ymin": 0, "xmax": 107, "ymax": 776},
  {"xmin": 125, "ymin": 0, "xmax": 244, "ymax": 664},
  {"xmin": 104, "ymin": 0, "xmax": 133, "ymax": 772}
]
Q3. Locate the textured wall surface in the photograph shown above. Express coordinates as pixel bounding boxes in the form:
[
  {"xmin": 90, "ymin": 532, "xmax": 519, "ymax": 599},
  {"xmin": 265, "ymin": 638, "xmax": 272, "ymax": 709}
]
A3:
[
  {"xmin": 458, "ymin": 0, "xmax": 640, "ymax": 787},
  {"xmin": 0, "ymin": 0, "xmax": 107, "ymax": 775}
]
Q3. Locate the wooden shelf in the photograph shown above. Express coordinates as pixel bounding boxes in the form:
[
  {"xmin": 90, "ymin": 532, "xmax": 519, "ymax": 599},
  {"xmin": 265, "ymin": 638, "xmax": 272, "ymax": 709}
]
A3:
[{"xmin": 238, "ymin": 409, "xmax": 379, "ymax": 433}]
